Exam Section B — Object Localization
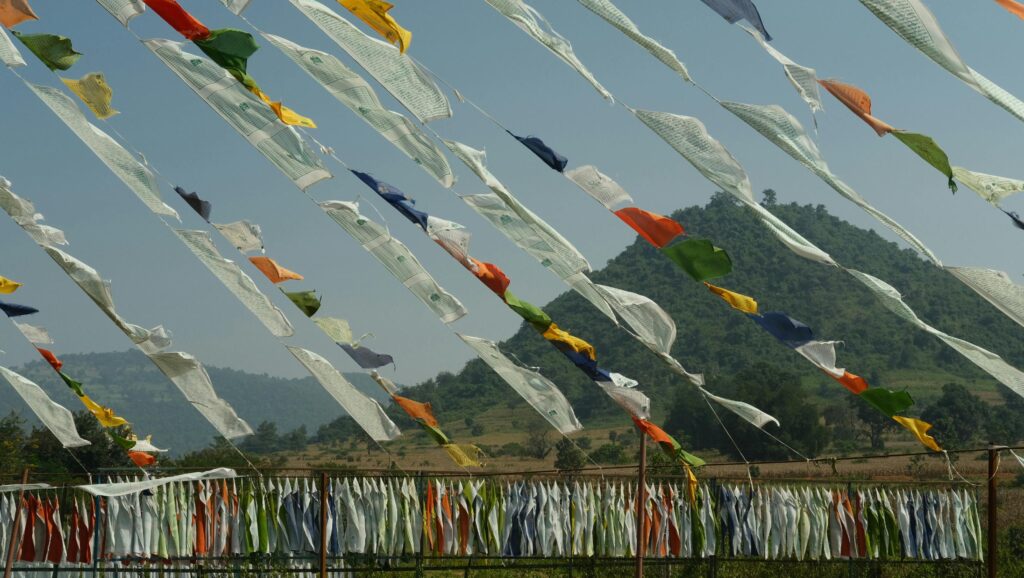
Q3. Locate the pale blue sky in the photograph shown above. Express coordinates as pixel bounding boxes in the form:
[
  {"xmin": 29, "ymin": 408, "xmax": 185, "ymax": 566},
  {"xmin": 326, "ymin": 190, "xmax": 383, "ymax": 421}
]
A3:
[{"xmin": 1, "ymin": 0, "xmax": 1020, "ymax": 402}]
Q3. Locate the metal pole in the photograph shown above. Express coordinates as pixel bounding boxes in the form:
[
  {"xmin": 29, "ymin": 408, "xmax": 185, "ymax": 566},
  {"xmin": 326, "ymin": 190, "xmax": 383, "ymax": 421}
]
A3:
[
  {"xmin": 2, "ymin": 468, "xmax": 30, "ymax": 578},
  {"xmin": 988, "ymin": 446, "xmax": 999, "ymax": 578},
  {"xmin": 319, "ymin": 472, "xmax": 329, "ymax": 578},
  {"xmin": 635, "ymin": 430, "xmax": 647, "ymax": 578}
]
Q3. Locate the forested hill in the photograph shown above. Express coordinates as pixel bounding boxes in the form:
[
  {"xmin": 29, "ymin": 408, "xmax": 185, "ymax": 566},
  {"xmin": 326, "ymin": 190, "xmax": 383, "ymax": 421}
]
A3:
[
  {"xmin": 402, "ymin": 193, "xmax": 1024, "ymax": 434},
  {"xmin": 5, "ymin": 193, "xmax": 1022, "ymax": 457}
]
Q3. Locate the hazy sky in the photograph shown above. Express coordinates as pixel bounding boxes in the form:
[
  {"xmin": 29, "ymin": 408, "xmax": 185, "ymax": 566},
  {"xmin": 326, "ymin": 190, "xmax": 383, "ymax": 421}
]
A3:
[{"xmin": 1, "ymin": 1, "xmax": 1020, "ymax": 402}]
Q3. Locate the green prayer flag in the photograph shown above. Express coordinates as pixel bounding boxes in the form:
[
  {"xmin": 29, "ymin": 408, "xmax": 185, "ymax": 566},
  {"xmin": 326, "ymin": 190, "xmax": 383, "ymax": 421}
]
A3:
[
  {"xmin": 421, "ymin": 423, "xmax": 451, "ymax": 446},
  {"xmin": 58, "ymin": 372, "xmax": 85, "ymax": 397},
  {"xmin": 193, "ymin": 28, "xmax": 259, "ymax": 89},
  {"xmin": 859, "ymin": 387, "xmax": 914, "ymax": 417},
  {"xmin": 503, "ymin": 290, "xmax": 552, "ymax": 330},
  {"xmin": 892, "ymin": 131, "xmax": 957, "ymax": 193},
  {"xmin": 661, "ymin": 239, "xmax": 732, "ymax": 281},
  {"xmin": 108, "ymin": 431, "xmax": 137, "ymax": 451},
  {"xmin": 282, "ymin": 289, "xmax": 321, "ymax": 317},
  {"xmin": 13, "ymin": 31, "xmax": 82, "ymax": 71}
]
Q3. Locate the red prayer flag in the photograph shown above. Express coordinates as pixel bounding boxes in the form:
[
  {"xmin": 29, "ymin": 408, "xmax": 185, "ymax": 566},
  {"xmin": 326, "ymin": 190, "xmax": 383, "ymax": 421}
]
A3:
[
  {"xmin": 142, "ymin": 0, "xmax": 210, "ymax": 40},
  {"xmin": 36, "ymin": 348, "xmax": 62, "ymax": 372},
  {"xmin": 614, "ymin": 207, "xmax": 685, "ymax": 248}
]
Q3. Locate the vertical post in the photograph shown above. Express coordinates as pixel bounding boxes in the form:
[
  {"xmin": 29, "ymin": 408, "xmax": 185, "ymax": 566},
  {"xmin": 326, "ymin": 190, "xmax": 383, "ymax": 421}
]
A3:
[
  {"xmin": 416, "ymin": 472, "xmax": 425, "ymax": 576},
  {"xmin": 319, "ymin": 472, "xmax": 329, "ymax": 578},
  {"xmin": 988, "ymin": 446, "xmax": 999, "ymax": 578},
  {"xmin": 635, "ymin": 430, "xmax": 647, "ymax": 578},
  {"xmin": 2, "ymin": 468, "xmax": 30, "ymax": 578}
]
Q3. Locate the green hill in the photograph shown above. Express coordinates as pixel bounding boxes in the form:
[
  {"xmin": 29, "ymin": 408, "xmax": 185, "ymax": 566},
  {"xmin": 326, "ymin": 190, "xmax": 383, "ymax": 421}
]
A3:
[
  {"xmin": 5, "ymin": 193, "xmax": 1022, "ymax": 460},
  {"xmin": 396, "ymin": 193, "xmax": 1024, "ymax": 450}
]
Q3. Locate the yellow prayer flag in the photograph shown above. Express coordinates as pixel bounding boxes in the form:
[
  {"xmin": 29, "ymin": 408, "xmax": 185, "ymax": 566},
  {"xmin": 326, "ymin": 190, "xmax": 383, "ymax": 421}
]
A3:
[
  {"xmin": 0, "ymin": 0, "xmax": 38, "ymax": 29},
  {"xmin": 61, "ymin": 73, "xmax": 119, "ymax": 119},
  {"xmin": 338, "ymin": 0, "xmax": 411, "ymax": 53},
  {"xmin": 79, "ymin": 395, "xmax": 129, "ymax": 428},
  {"xmin": 443, "ymin": 443, "xmax": 483, "ymax": 467},
  {"xmin": 892, "ymin": 415, "xmax": 941, "ymax": 452},
  {"xmin": 248, "ymin": 86, "xmax": 317, "ymax": 128},
  {"xmin": 704, "ymin": 282, "xmax": 758, "ymax": 314},
  {"xmin": 0, "ymin": 275, "xmax": 22, "ymax": 294},
  {"xmin": 542, "ymin": 323, "xmax": 597, "ymax": 361},
  {"xmin": 684, "ymin": 464, "xmax": 699, "ymax": 506}
]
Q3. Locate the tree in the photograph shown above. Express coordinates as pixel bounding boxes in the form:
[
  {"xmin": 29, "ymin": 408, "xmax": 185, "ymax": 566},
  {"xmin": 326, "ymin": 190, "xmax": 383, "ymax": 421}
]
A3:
[
  {"xmin": 985, "ymin": 386, "xmax": 1024, "ymax": 445},
  {"xmin": 0, "ymin": 413, "xmax": 27, "ymax": 475},
  {"xmin": 553, "ymin": 438, "xmax": 586, "ymax": 472},
  {"xmin": 851, "ymin": 395, "xmax": 898, "ymax": 451},
  {"xmin": 761, "ymin": 189, "xmax": 778, "ymax": 207},
  {"xmin": 922, "ymin": 383, "xmax": 990, "ymax": 448},
  {"xmin": 524, "ymin": 418, "xmax": 553, "ymax": 459},
  {"xmin": 665, "ymin": 363, "xmax": 831, "ymax": 460}
]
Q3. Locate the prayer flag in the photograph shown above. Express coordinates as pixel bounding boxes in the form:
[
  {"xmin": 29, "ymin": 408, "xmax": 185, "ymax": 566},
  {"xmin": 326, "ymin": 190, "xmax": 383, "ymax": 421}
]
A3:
[
  {"xmin": 142, "ymin": 0, "xmax": 210, "ymax": 40},
  {"xmin": 248, "ymin": 256, "xmax": 303, "ymax": 284},
  {"xmin": 704, "ymin": 282, "xmax": 757, "ymax": 314},
  {"xmin": 337, "ymin": 0, "xmax": 411, "ymax": 53},
  {"xmin": 0, "ymin": 0, "xmax": 37, "ymax": 29},
  {"xmin": 61, "ymin": 73, "xmax": 119, "ymax": 120},
  {"xmin": 613, "ymin": 207, "xmax": 684, "ymax": 248},
  {"xmin": 174, "ymin": 186, "xmax": 212, "ymax": 221},
  {"xmin": 0, "ymin": 275, "xmax": 21, "ymax": 294},
  {"xmin": 661, "ymin": 239, "xmax": 732, "ymax": 281},
  {"xmin": 13, "ymin": 31, "xmax": 81, "ymax": 71},
  {"xmin": 508, "ymin": 131, "xmax": 568, "ymax": 172}
]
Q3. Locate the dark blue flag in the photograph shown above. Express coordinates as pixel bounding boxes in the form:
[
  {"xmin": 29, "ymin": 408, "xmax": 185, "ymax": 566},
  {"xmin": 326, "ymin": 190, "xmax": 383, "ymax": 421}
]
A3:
[
  {"xmin": 700, "ymin": 0, "xmax": 771, "ymax": 41},
  {"xmin": 174, "ymin": 186, "xmax": 212, "ymax": 221},
  {"xmin": 750, "ymin": 312, "xmax": 813, "ymax": 347},
  {"xmin": 0, "ymin": 300, "xmax": 39, "ymax": 318},
  {"xmin": 341, "ymin": 344, "xmax": 395, "ymax": 369},
  {"xmin": 350, "ymin": 170, "xmax": 429, "ymax": 230},
  {"xmin": 1005, "ymin": 209, "xmax": 1024, "ymax": 231},
  {"xmin": 508, "ymin": 131, "xmax": 569, "ymax": 172}
]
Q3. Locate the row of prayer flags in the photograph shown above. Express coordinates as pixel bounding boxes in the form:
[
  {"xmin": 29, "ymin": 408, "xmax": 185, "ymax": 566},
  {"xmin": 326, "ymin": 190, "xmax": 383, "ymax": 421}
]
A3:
[
  {"xmin": 141, "ymin": 0, "xmax": 314, "ymax": 128},
  {"xmin": 0, "ymin": 278, "xmax": 160, "ymax": 466},
  {"xmin": 351, "ymin": 170, "xmax": 703, "ymax": 476},
  {"xmin": 562, "ymin": 162, "xmax": 940, "ymax": 451},
  {"xmin": 819, "ymin": 79, "xmax": 1024, "ymax": 230},
  {"xmin": 374, "ymin": 372, "xmax": 483, "ymax": 467},
  {"xmin": 172, "ymin": 184, "xmax": 398, "ymax": 371}
]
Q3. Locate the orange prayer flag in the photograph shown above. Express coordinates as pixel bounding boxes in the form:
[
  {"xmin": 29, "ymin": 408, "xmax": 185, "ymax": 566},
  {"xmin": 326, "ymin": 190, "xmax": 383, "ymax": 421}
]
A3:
[
  {"xmin": 128, "ymin": 451, "xmax": 157, "ymax": 467},
  {"xmin": 468, "ymin": 258, "xmax": 511, "ymax": 297},
  {"xmin": 613, "ymin": 207, "xmax": 685, "ymax": 248},
  {"xmin": 0, "ymin": 0, "xmax": 38, "ymax": 29},
  {"xmin": 36, "ymin": 347, "xmax": 63, "ymax": 372},
  {"xmin": 996, "ymin": 0, "xmax": 1024, "ymax": 20},
  {"xmin": 392, "ymin": 394, "xmax": 439, "ymax": 427},
  {"xmin": 818, "ymin": 79, "xmax": 895, "ymax": 137},
  {"xmin": 632, "ymin": 416, "xmax": 674, "ymax": 446},
  {"xmin": 248, "ymin": 256, "xmax": 304, "ymax": 284},
  {"xmin": 892, "ymin": 415, "xmax": 941, "ymax": 451},
  {"xmin": 834, "ymin": 370, "xmax": 869, "ymax": 394}
]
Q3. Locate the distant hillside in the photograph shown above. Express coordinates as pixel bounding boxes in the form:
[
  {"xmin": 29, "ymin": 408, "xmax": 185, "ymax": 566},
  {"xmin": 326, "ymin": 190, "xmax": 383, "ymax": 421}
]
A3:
[
  {"xmin": 6, "ymin": 194, "xmax": 1022, "ymax": 458},
  {"xmin": 1, "ymin": 350, "xmax": 391, "ymax": 453},
  {"xmin": 401, "ymin": 193, "xmax": 1024, "ymax": 430}
]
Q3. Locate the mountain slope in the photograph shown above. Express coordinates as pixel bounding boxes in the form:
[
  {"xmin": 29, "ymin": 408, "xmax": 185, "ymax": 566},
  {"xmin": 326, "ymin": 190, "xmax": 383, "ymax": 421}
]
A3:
[
  {"xmin": 403, "ymin": 194, "xmax": 1024, "ymax": 429},
  {"xmin": 5, "ymin": 195, "xmax": 1021, "ymax": 456},
  {"xmin": 1, "ymin": 350, "xmax": 391, "ymax": 453}
]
